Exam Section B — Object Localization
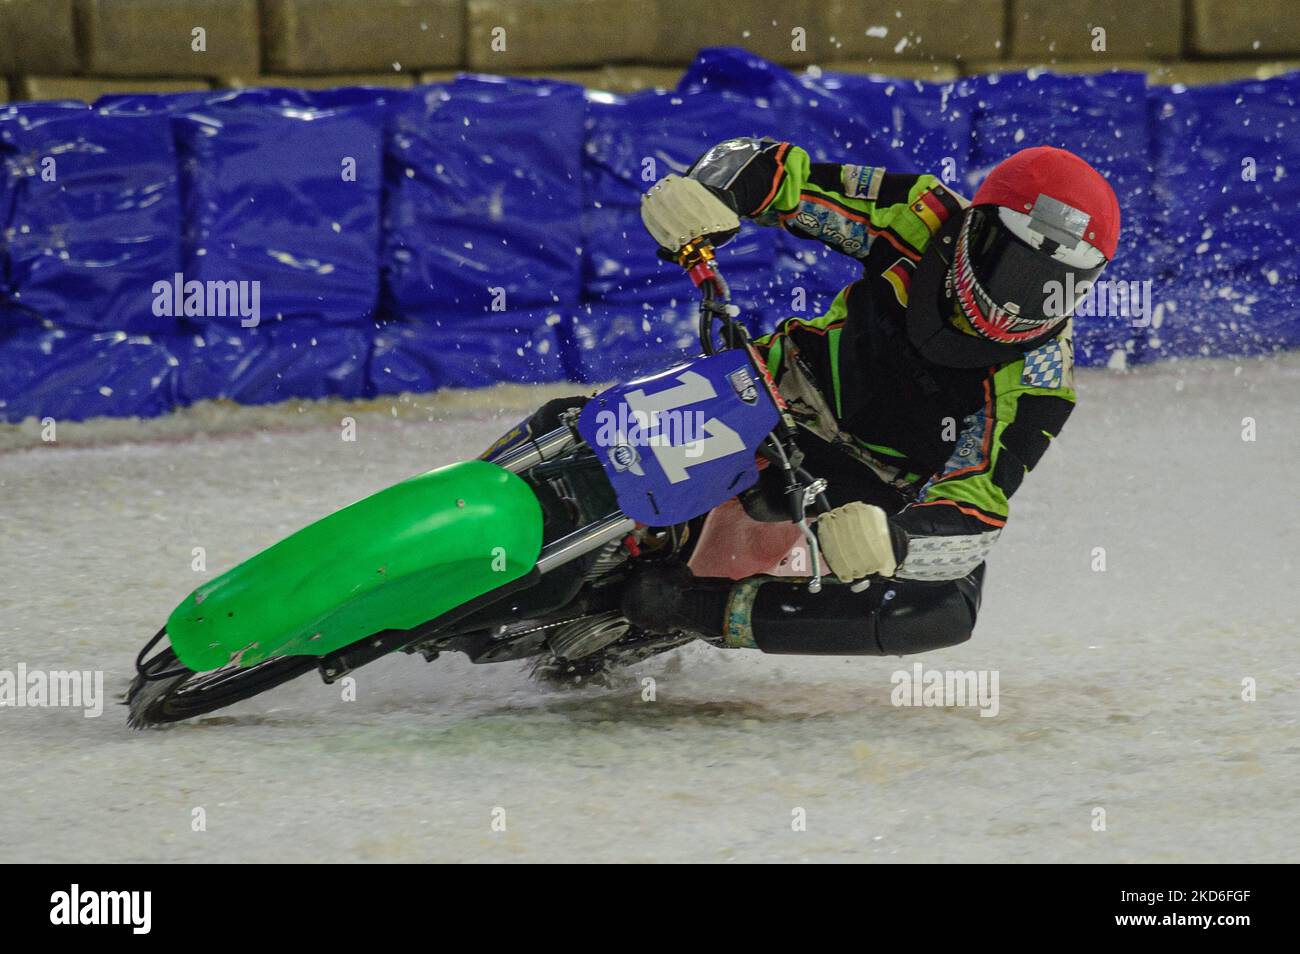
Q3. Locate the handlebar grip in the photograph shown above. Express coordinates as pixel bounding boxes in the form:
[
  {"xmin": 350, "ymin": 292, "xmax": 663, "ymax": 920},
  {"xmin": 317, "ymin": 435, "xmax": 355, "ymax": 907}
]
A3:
[{"xmin": 676, "ymin": 239, "xmax": 721, "ymax": 289}]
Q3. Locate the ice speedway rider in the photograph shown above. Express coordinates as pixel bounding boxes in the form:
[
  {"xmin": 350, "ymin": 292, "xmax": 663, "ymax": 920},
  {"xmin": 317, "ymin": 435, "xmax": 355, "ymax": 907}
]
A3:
[
  {"xmin": 126, "ymin": 140, "xmax": 1123, "ymax": 726},
  {"xmin": 519, "ymin": 141, "xmax": 1121, "ymax": 660}
]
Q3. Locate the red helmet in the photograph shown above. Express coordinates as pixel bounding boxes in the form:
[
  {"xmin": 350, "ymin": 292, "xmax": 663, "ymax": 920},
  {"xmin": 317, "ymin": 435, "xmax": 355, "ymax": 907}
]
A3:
[
  {"xmin": 908, "ymin": 147, "xmax": 1121, "ymax": 367},
  {"xmin": 957, "ymin": 147, "xmax": 1120, "ymax": 343}
]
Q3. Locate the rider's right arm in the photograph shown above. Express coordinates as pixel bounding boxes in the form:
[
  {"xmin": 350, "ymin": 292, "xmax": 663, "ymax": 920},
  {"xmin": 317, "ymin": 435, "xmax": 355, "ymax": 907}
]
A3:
[{"xmin": 688, "ymin": 138, "xmax": 960, "ymax": 263}]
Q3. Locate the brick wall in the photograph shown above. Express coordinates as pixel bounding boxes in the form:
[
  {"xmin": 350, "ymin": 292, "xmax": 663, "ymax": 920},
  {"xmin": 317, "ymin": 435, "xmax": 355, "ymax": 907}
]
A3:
[{"xmin": 1, "ymin": 0, "xmax": 1298, "ymax": 103}]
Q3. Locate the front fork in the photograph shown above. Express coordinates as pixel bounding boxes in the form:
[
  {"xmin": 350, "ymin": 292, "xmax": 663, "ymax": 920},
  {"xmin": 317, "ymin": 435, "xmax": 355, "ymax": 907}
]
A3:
[{"xmin": 491, "ymin": 423, "xmax": 637, "ymax": 575}]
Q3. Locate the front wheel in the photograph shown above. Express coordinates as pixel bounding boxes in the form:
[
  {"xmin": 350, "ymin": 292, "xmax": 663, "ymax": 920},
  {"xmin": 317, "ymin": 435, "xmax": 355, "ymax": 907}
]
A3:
[{"xmin": 126, "ymin": 639, "xmax": 317, "ymax": 728}]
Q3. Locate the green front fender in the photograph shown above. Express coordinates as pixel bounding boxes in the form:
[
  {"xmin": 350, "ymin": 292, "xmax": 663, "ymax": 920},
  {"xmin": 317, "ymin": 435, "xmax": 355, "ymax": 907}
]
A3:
[{"xmin": 166, "ymin": 460, "xmax": 543, "ymax": 672}]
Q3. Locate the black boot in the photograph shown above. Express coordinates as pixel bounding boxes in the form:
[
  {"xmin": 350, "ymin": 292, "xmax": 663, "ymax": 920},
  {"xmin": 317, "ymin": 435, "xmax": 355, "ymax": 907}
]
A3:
[
  {"xmin": 619, "ymin": 564, "xmax": 731, "ymax": 641},
  {"xmin": 745, "ymin": 564, "xmax": 986, "ymax": 656}
]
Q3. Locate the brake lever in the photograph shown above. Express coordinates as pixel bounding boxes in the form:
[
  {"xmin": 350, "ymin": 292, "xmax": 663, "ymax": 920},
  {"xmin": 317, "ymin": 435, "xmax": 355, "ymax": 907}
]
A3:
[{"xmin": 796, "ymin": 477, "xmax": 828, "ymax": 594}]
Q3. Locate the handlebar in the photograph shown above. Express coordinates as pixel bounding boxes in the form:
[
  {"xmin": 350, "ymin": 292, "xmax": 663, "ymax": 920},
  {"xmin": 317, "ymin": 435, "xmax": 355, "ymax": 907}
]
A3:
[{"xmin": 674, "ymin": 239, "xmax": 742, "ymax": 355}]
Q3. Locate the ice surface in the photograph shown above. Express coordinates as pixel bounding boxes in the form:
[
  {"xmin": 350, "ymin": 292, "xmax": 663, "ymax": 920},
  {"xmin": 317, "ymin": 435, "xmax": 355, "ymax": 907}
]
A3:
[{"xmin": 1, "ymin": 356, "xmax": 1297, "ymax": 863}]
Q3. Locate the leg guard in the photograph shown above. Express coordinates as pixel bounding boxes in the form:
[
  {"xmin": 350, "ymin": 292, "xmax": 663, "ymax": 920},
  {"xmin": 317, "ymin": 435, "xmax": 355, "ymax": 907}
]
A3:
[{"xmin": 741, "ymin": 564, "xmax": 985, "ymax": 656}]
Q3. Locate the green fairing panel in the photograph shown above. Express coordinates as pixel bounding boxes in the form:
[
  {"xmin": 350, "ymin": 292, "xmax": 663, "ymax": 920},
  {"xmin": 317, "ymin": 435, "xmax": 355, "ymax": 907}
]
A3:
[{"xmin": 166, "ymin": 461, "xmax": 544, "ymax": 672}]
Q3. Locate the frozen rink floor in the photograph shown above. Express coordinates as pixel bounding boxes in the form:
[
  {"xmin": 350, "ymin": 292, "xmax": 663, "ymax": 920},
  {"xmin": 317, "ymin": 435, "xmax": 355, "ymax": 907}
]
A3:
[{"xmin": 1, "ymin": 354, "xmax": 1298, "ymax": 863}]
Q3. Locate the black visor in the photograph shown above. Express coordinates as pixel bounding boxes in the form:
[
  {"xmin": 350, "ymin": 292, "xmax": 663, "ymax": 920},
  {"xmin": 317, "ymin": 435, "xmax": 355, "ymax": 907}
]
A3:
[{"xmin": 957, "ymin": 207, "xmax": 1107, "ymax": 342}]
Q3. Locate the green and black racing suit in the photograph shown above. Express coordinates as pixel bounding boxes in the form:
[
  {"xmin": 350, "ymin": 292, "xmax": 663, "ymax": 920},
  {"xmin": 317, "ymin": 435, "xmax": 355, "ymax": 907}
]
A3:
[{"xmin": 683, "ymin": 138, "xmax": 1078, "ymax": 655}]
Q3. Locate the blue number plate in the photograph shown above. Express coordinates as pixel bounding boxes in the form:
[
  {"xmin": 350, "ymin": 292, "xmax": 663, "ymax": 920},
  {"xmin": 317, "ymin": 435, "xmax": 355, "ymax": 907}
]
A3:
[{"xmin": 577, "ymin": 349, "xmax": 779, "ymax": 526}]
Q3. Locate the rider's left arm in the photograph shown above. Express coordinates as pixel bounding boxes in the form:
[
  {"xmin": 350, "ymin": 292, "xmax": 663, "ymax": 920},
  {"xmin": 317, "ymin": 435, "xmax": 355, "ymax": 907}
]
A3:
[
  {"xmin": 888, "ymin": 344, "xmax": 1077, "ymax": 581},
  {"xmin": 686, "ymin": 138, "xmax": 964, "ymax": 265}
]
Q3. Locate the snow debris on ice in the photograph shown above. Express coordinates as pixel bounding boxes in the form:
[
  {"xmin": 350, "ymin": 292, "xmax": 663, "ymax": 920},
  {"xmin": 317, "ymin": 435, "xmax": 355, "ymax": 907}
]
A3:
[{"xmin": 1, "ymin": 356, "xmax": 1297, "ymax": 862}]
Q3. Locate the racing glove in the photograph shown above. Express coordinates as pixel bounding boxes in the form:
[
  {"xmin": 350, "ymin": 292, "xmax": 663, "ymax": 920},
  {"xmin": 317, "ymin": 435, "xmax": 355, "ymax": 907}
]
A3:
[
  {"xmin": 640, "ymin": 174, "xmax": 740, "ymax": 256},
  {"xmin": 816, "ymin": 502, "xmax": 909, "ymax": 582}
]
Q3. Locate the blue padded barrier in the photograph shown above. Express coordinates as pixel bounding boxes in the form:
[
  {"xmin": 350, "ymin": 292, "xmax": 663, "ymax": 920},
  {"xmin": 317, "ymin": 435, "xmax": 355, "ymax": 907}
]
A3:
[
  {"xmin": 1, "ymin": 52, "xmax": 1298, "ymax": 423},
  {"xmin": 0, "ymin": 325, "xmax": 179, "ymax": 421},
  {"xmin": 563, "ymin": 299, "xmax": 704, "ymax": 384},
  {"xmin": 170, "ymin": 89, "xmax": 390, "ymax": 327},
  {"xmin": 369, "ymin": 307, "xmax": 568, "ymax": 393},
  {"xmin": 175, "ymin": 319, "xmax": 373, "ymax": 406},
  {"xmin": 375, "ymin": 78, "xmax": 585, "ymax": 392},
  {"xmin": 1146, "ymin": 76, "xmax": 1300, "ymax": 359},
  {"xmin": 1144, "ymin": 263, "xmax": 1300, "ymax": 360},
  {"xmin": 0, "ymin": 104, "xmax": 183, "ymax": 335},
  {"xmin": 383, "ymin": 77, "xmax": 587, "ymax": 319}
]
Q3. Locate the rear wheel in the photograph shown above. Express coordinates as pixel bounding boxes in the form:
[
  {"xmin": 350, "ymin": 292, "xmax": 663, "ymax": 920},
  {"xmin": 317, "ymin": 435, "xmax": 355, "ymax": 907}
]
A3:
[{"xmin": 126, "ymin": 639, "xmax": 317, "ymax": 728}]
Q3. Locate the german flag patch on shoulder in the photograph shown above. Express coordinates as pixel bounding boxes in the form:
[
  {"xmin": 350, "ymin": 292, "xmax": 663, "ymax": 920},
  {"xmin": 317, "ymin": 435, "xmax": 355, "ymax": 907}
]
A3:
[{"xmin": 911, "ymin": 185, "xmax": 959, "ymax": 235}]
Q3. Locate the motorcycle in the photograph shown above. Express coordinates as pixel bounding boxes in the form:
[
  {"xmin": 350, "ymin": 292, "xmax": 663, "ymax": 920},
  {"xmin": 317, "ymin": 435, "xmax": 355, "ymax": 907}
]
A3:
[{"xmin": 126, "ymin": 240, "xmax": 832, "ymax": 727}]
